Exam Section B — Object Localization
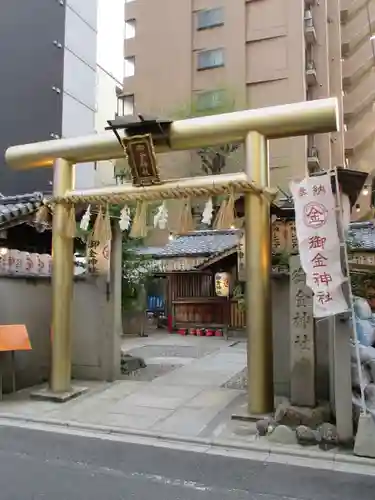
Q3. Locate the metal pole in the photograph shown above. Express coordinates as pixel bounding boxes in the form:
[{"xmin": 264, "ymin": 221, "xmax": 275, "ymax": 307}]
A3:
[
  {"xmin": 244, "ymin": 131, "xmax": 274, "ymax": 415},
  {"xmin": 50, "ymin": 158, "xmax": 74, "ymax": 393}
]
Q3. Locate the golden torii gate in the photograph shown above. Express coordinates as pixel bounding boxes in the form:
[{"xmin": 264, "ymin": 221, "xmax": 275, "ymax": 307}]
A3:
[{"xmin": 5, "ymin": 98, "xmax": 339, "ymax": 415}]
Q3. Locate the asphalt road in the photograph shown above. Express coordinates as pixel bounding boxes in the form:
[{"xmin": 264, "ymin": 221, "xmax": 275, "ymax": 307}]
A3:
[{"xmin": 0, "ymin": 425, "xmax": 373, "ymax": 500}]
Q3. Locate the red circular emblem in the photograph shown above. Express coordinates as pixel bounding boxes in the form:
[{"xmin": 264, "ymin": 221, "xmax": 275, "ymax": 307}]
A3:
[{"xmin": 303, "ymin": 202, "xmax": 328, "ymax": 229}]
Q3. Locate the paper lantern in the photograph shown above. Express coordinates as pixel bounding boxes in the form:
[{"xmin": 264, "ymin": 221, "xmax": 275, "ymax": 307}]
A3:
[{"xmin": 215, "ymin": 272, "xmax": 230, "ymax": 297}]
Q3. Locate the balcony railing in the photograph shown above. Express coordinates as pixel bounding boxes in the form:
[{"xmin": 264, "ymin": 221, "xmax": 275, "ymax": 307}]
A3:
[
  {"xmin": 307, "ymin": 146, "xmax": 320, "ymax": 171},
  {"xmin": 305, "ymin": 60, "xmax": 317, "ymax": 86},
  {"xmin": 304, "ymin": 11, "xmax": 317, "ymax": 45}
]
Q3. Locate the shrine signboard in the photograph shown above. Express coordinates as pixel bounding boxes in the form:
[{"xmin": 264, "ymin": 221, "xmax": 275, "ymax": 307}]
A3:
[
  {"xmin": 289, "ymin": 255, "xmax": 315, "ymax": 407},
  {"xmin": 121, "ymin": 134, "xmax": 161, "ymax": 187},
  {"xmin": 290, "ymin": 173, "xmax": 348, "ymax": 317},
  {"xmin": 238, "ymin": 221, "xmax": 297, "ymax": 281},
  {"xmin": 271, "ymin": 220, "xmax": 298, "ymax": 254},
  {"xmin": 154, "ymin": 257, "xmax": 206, "ymax": 273},
  {"xmin": 237, "ymin": 232, "xmax": 246, "ymax": 281},
  {"xmin": 348, "ymin": 252, "xmax": 375, "ymax": 270},
  {"xmin": 272, "ymin": 220, "xmax": 287, "ymax": 253}
]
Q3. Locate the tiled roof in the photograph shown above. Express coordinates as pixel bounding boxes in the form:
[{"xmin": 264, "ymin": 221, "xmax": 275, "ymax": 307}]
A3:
[
  {"xmin": 137, "ymin": 223, "xmax": 375, "ymax": 264},
  {"xmin": 137, "ymin": 229, "xmax": 240, "ymax": 259},
  {"xmin": 348, "ymin": 222, "xmax": 375, "ymax": 251},
  {"xmin": 0, "ymin": 192, "xmax": 45, "ymax": 227}
]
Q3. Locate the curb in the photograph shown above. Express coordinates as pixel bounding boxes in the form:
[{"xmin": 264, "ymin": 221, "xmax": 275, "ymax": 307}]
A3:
[{"xmin": 0, "ymin": 412, "xmax": 374, "ymax": 467}]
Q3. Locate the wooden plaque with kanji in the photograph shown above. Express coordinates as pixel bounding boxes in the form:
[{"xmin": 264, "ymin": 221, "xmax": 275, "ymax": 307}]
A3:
[{"xmin": 121, "ymin": 134, "xmax": 161, "ymax": 187}]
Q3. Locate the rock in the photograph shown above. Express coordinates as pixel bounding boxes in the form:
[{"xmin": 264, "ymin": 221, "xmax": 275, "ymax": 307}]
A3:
[
  {"xmin": 267, "ymin": 425, "xmax": 298, "ymax": 445},
  {"xmin": 274, "ymin": 401, "xmax": 330, "ymax": 429},
  {"xmin": 256, "ymin": 418, "xmax": 276, "ymax": 437},
  {"xmin": 317, "ymin": 422, "xmax": 338, "ymax": 447},
  {"xmin": 357, "ymin": 345, "xmax": 375, "ymax": 364},
  {"xmin": 295, "ymin": 425, "xmax": 319, "ymax": 446},
  {"xmin": 120, "ymin": 354, "xmax": 146, "ymax": 374},
  {"xmin": 351, "ymin": 361, "xmax": 371, "ymax": 389}
]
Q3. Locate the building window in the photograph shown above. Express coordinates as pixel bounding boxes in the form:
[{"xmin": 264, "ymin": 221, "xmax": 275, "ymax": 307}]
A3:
[
  {"xmin": 197, "ymin": 8, "xmax": 224, "ymax": 30},
  {"xmin": 125, "ymin": 19, "xmax": 136, "ymax": 39},
  {"xmin": 195, "ymin": 90, "xmax": 226, "ymax": 111},
  {"xmin": 197, "ymin": 49, "xmax": 224, "ymax": 70},
  {"xmin": 117, "ymin": 94, "xmax": 134, "ymax": 116},
  {"xmin": 124, "ymin": 56, "xmax": 135, "ymax": 77}
]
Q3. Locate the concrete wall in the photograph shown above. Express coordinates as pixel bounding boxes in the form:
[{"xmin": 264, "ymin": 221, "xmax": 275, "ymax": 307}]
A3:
[
  {"xmin": 0, "ymin": 226, "xmax": 124, "ymax": 393},
  {"xmin": 0, "ymin": 274, "xmax": 121, "ymax": 393}
]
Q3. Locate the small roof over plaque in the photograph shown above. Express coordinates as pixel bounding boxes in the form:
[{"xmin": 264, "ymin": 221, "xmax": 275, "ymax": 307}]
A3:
[{"xmin": 106, "ymin": 114, "xmax": 172, "ymax": 148}]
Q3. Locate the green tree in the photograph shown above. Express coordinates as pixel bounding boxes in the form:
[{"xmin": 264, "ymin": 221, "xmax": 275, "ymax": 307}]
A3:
[
  {"xmin": 109, "ymin": 204, "xmax": 154, "ymax": 311},
  {"xmin": 113, "ymin": 158, "xmax": 131, "ymax": 185},
  {"xmin": 76, "ymin": 204, "xmax": 154, "ymax": 311},
  {"xmin": 174, "ymin": 89, "xmax": 240, "ymax": 176}
]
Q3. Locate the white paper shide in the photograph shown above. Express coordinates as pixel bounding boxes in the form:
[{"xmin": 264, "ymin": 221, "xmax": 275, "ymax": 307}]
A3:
[{"xmin": 290, "ymin": 174, "xmax": 348, "ymax": 318}]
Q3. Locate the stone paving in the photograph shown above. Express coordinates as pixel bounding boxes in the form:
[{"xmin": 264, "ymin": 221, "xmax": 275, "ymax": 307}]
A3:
[
  {"xmin": 0, "ymin": 333, "xmax": 373, "ymax": 467},
  {"xmin": 0, "ymin": 334, "xmax": 249, "ymax": 439}
]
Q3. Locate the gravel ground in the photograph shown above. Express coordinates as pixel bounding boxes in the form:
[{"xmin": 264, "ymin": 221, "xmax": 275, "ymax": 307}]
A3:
[
  {"xmin": 127, "ymin": 343, "xmax": 219, "ymax": 360},
  {"xmin": 121, "ymin": 363, "xmax": 182, "ymax": 381},
  {"xmin": 222, "ymin": 367, "xmax": 248, "ymax": 390}
]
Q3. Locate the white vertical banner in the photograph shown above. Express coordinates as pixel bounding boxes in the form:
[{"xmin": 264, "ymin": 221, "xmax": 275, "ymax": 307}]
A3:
[{"xmin": 290, "ymin": 173, "xmax": 348, "ymax": 318}]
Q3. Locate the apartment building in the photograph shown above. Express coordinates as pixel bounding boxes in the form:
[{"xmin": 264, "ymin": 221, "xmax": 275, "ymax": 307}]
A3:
[
  {"xmin": 341, "ymin": 0, "xmax": 375, "ymax": 206},
  {"xmin": 118, "ymin": 0, "xmax": 375, "ymax": 215},
  {"xmin": 94, "ymin": 0, "xmax": 126, "ymax": 188},
  {"xmin": 0, "ymin": 0, "xmax": 124, "ymax": 194},
  {"xmin": 0, "ymin": 0, "xmax": 96, "ymax": 193}
]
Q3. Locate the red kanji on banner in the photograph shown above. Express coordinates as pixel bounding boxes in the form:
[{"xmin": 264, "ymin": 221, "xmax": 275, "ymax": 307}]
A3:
[
  {"xmin": 308, "ymin": 235, "xmax": 326, "ymax": 250},
  {"xmin": 316, "ymin": 291, "xmax": 333, "ymax": 304},
  {"xmin": 299, "ymin": 187, "xmax": 308, "ymax": 197},
  {"xmin": 311, "ymin": 252, "xmax": 328, "ymax": 268},
  {"xmin": 303, "ymin": 202, "xmax": 328, "ymax": 229},
  {"xmin": 313, "ymin": 272, "xmax": 332, "ymax": 286}
]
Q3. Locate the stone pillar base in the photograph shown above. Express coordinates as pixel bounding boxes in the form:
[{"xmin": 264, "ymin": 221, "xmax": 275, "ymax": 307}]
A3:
[
  {"xmin": 30, "ymin": 385, "xmax": 87, "ymax": 403},
  {"xmin": 354, "ymin": 413, "xmax": 375, "ymax": 458}
]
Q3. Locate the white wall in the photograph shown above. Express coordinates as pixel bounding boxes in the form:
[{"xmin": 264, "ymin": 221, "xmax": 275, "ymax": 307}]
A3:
[
  {"xmin": 94, "ymin": 67, "xmax": 123, "ymax": 187},
  {"xmin": 97, "ymin": 0, "xmax": 124, "ymax": 82},
  {"xmin": 94, "ymin": 0, "xmax": 125, "ymax": 187},
  {"xmin": 62, "ymin": 0, "xmax": 98, "ymax": 189},
  {"xmin": 61, "ymin": 0, "xmax": 124, "ymax": 189}
]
